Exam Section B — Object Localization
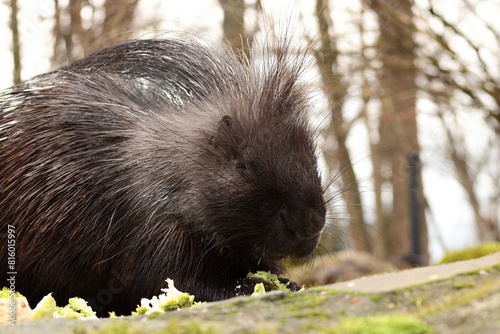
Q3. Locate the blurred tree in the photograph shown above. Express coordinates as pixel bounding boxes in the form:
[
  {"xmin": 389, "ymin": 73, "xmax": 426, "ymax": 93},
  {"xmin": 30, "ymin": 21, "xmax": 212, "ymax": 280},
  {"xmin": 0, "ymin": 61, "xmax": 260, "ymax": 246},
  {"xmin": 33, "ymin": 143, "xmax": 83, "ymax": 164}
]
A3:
[
  {"xmin": 315, "ymin": 0, "xmax": 373, "ymax": 254},
  {"xmin": 52, "ymin": 0, "xmax": 139, "ymax": 66},
  {"xmin": 219, "ymin": 0, "xmax": 262, "ymax": 59},
  {"xmin": 9, "ymin": 0, "xmax": 21, "ymax": 83},
  {"xmin": 424, "ymin": 1, "xmax": 500, "ymax": 131},
  {"xmin": 220, "ymin": 0, "xmax": 247, "ymax": 56},
  {"xmin": 368, "ymin": 0, "xmax": 429, "ymax": 267},
  {"xmin": 416, "ymin": 0, "xmax": 500, "ymax": 242}
]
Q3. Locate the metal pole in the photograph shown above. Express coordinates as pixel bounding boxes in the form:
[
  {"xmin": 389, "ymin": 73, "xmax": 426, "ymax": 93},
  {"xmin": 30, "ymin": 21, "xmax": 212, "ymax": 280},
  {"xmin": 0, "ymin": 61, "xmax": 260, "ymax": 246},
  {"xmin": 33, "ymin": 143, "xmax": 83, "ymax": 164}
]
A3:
[{"xmin": 406, "ymin": 152, "xmax": 422, "ymax": 266}]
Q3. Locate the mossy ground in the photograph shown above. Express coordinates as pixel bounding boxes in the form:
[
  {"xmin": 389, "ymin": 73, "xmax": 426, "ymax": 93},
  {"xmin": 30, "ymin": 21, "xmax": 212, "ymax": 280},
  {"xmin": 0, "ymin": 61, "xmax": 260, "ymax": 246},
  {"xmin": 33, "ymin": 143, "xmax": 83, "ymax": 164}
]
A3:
[
  {"xmin": 326, "ymin": 315, "xmax": 434, "ymax": 334},
  {"xmin": 100, "ymin": 266, "xmax": 500, "ymax": 333},
  {"xmin": 73, "ymin": 320, "xmax": 219, "ymax": 334},
  {"xmin": 3, "ymin": 262, "xmax": 499, "ymax": 334}
]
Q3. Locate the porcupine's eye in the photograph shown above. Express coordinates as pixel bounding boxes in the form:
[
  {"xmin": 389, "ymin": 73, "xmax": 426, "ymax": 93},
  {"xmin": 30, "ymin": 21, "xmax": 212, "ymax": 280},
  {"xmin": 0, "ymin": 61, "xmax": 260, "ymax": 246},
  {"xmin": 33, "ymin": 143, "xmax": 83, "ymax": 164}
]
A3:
[
  {"xmin": 235, "ymin": 161, "xmax": 246, "ymax": 170},
  {"xmin": 234, "ymin": 147, "xmax": 252, "ymax": 172}
]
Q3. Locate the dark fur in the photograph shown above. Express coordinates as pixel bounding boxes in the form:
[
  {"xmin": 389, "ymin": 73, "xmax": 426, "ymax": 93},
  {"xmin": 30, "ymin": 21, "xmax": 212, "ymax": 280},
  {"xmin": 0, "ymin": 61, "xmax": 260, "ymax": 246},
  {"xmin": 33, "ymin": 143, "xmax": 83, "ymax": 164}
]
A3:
[{"xmin": 0, "ymin": 38, "xmax": 325, "ymax": 315}]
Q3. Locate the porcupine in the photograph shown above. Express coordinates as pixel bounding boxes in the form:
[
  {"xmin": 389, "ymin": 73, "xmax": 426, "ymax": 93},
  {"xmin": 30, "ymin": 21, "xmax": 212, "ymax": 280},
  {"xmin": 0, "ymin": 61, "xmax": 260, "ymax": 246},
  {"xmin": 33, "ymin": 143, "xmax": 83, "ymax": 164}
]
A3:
[{"xmin": 0, "ymin": 38, "xmax": 326, "ymax": 315}]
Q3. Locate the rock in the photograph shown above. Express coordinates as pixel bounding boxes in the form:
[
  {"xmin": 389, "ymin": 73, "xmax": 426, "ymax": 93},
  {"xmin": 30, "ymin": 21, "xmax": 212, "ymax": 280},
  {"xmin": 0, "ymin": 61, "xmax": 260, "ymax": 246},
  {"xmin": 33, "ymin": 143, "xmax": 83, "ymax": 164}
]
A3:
[
  {"xmin": 289, "ymin": 250, "xmax": 396, "ymax": 287},
  {"xmin": 2, "ymin": 252, "xmax": 499, "ymax": 334}
]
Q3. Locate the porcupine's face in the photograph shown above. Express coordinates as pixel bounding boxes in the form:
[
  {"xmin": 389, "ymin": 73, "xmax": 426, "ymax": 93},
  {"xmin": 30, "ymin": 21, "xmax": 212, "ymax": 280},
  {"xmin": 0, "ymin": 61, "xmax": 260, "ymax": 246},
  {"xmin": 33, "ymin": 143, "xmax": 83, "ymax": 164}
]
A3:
[{"xmin": 199, "ymin": 111, "xmax": 326, "ymax": 262}]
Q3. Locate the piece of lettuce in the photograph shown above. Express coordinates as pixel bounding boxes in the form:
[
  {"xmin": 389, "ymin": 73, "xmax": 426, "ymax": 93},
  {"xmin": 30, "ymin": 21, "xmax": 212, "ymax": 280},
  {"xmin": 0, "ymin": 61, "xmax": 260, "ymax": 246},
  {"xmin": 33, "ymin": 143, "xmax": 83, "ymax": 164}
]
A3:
[
  {"xmin": 247, "ymin": 271, "xmax": 292, "ymax": 291},
  {"xmin": 0, "ymin": 287, "xmax": 23, "ymax": 298},
  {"xmin": 32, "ymin": 294, "xmax": 96, "ymax": 320},
  {"xmin": 251, "ymin": 282, "xmax": 267, "ymax": 296},
  {"xmin": 32, "ymin": 293, "xmax": 58, "ymax": 320},
  {"xmin": 133, "ymin": 279, "xmax": 195, "ymax": 315}
]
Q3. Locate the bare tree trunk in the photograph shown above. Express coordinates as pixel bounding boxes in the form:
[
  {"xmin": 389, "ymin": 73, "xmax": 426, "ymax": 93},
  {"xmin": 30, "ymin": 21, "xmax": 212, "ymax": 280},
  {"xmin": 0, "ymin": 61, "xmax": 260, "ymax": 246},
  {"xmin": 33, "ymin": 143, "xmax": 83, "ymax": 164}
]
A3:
[
  {"xmin": 358, "ymin": 4, "xmax": 387, "ymax": 260},
  {"xmin": 219, "ymin": 0, "xmax": 251, "ymax": 59},
  {"xmin": 316, "ymin": 0, "xmax": 372, "ymax": 253},
  {"xmin": 67, "ymin": 0, "xmax": 83, "ymax": 62},
  {"xmin": 369, "ymin": 0, "xmax": 429, "ymax": 267},
  {"xmin": 101, "ymin": 0, "xmax": 139, "ymax": 47},
  {"xmin": 9, "ymin": 0, "xmax": 22, "ymax": 84},
  {"xmin": 52, "ymin": 0, "xmax": 62, "ymax": 66},
  {"xmin": 52, "ymin": 0, "xmax": 140, "ymax": 67},
  {"xmin": 362, "ymin": 90, "xmax": 388, "ymax": 259}
]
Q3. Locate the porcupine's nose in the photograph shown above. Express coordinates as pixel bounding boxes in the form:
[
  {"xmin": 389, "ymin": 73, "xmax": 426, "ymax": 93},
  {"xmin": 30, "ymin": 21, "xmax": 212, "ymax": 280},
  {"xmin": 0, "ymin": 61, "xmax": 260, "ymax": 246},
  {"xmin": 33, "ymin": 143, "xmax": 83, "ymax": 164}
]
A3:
[{"xmin": 279, "ymin": 207, "xmax": 325, "ymax": 241}]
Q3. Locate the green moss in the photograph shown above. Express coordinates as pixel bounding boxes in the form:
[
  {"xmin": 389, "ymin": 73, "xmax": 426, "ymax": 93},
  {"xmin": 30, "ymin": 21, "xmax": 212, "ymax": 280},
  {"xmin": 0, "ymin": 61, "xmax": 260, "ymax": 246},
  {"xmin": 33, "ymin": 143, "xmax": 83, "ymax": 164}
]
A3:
[
  {"xmin": 369, "ymin": 294, "xmax": 382, "ymax": 302},
  {"xmin": 338, "ymin": 309, "xmax": 347, "ymax": 317},
  {"xmin": 439, "ymin": 242, "xmax": 500, "ymax": 264},
  {"xmin": 284, "ymin": 294, "xmax": 328, "ymax": 312},
  {"xmin": 327, "ymin": 315, "xmax": 434, "ymax": 334},
  {"xmin": 92, "ymin": 322, "xmax": 136, "ymax": 334},
  {"xmin": 306, "ymin": 287, "xmax": 346, "ymax": 295},
  {"xmin": 480, "ymin": 265, "xmax": 500, "ymax": 273},
  {"xmin": 300, "ymin": 323, "xmax": 324, "ymax": 332},
  {"xmin": 283, "ymin": 288, "xmax": 348, "ymax": 302},
  {"xmin": 240, "ymin": 328, "xmax": 279, "ymax": 334},
  {"xmin": 146, "ymin": 311, "xmax": 163, "ymax": 319},
  {"xmin": 418, "ymin": 278, "xmax": 500, "ymax": 317},
  {"xmin": 451, "ymin": 282, "xmax": 475, "ymax": 290},
  {"xmin": 72, "ymin": 327, "xmax": 88, "ymax": 334},
  {"xmin": 89, "ymin": 320, "xmax": 220, "ymax": 334},
  {"xmin": 161, "ymin": 320, "xmax": 219, "ymax": 334},
  {"xmin": 223, "ymin": 298, "xmax": 255, "ymax": 310},
  {"xmin": 460, "ymin": 267, "xmax": 499, "ymax": 276},
  {"xmin": 288, "ymin": 310, "xmax": 330, "ymax": 320}
]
